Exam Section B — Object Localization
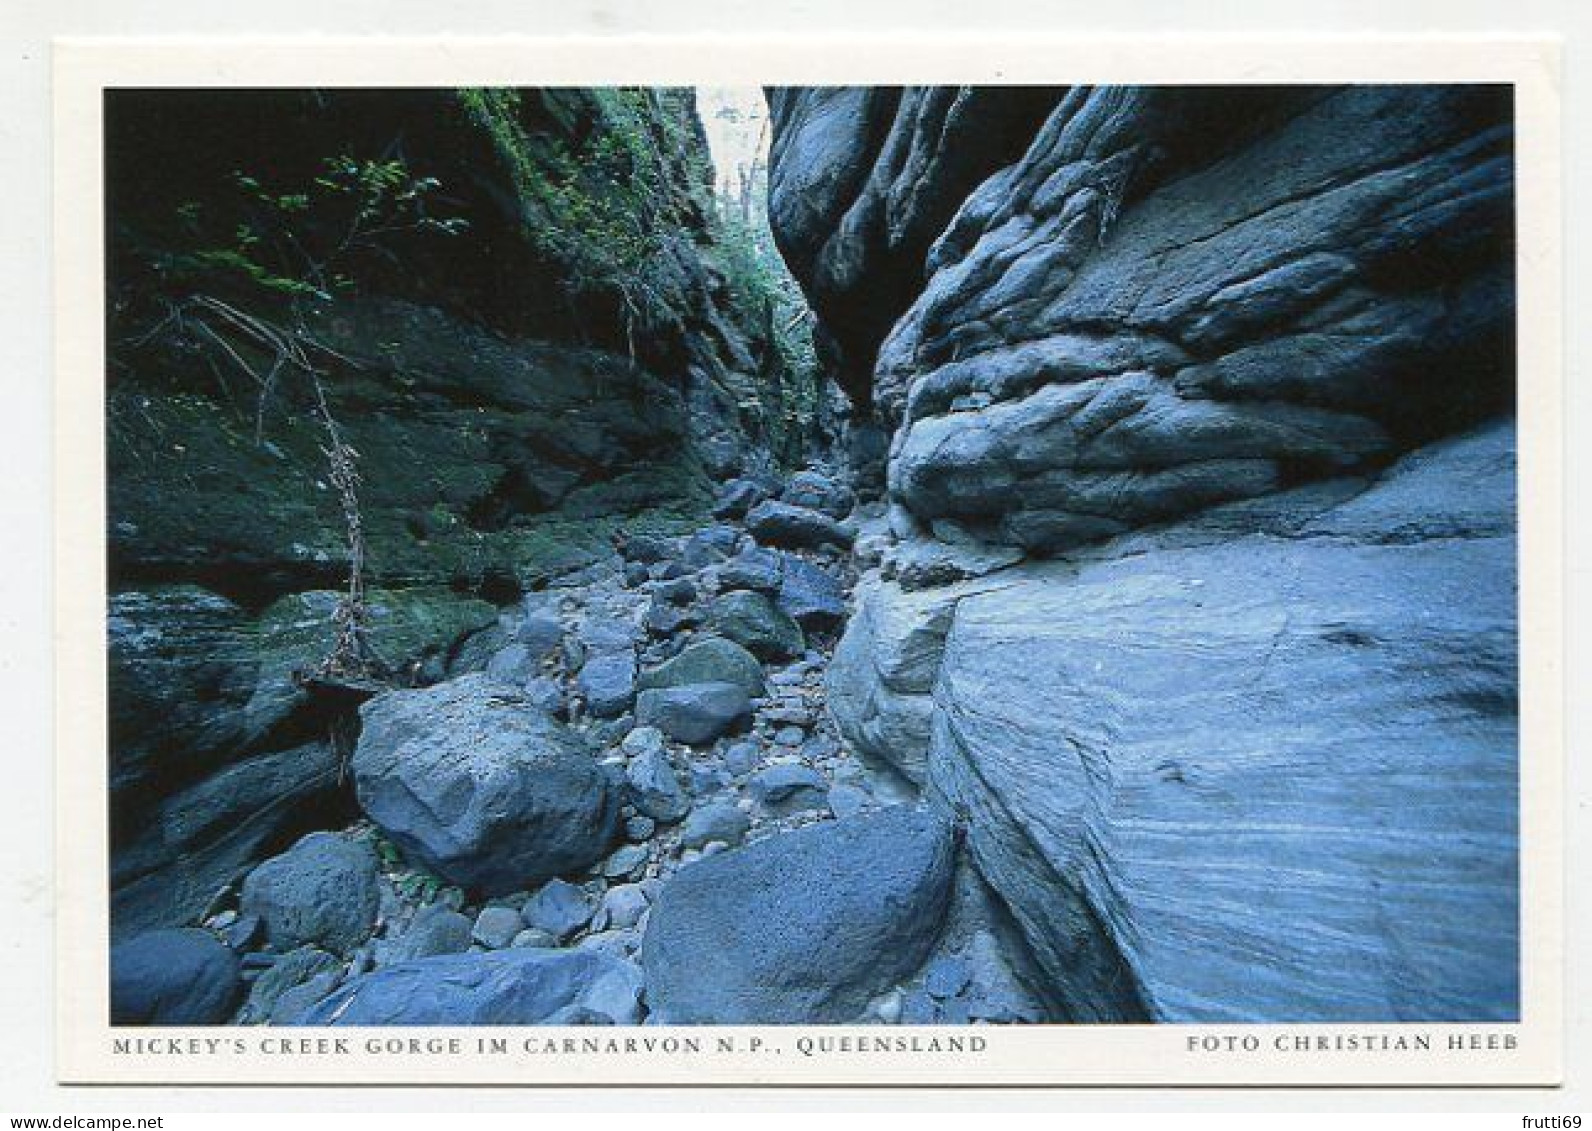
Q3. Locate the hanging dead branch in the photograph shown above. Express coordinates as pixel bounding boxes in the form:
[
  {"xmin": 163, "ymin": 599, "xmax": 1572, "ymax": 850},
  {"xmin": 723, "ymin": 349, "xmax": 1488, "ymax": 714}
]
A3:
[{"xmin": 146, "ymin": 293, "xmax": 385, "ymax": 684}]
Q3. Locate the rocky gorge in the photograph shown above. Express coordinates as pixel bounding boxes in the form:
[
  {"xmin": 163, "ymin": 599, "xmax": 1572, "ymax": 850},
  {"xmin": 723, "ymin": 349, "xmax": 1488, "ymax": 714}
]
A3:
[{"xmin": 107, "ymin": 83, "xmax": 1518, "ymax": 1027}]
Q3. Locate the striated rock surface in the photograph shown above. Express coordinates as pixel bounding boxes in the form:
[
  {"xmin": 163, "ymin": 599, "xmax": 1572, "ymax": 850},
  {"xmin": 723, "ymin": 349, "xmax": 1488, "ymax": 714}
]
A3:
[
  {"xmin": 772, "ymin": 87, "xmax": 1512, "ymax": 510},
  {"xmin": 895, "ymin": 88, "xmax": 1510, "ymax": 548},
  {"xmin": 836, "ymin": 423, "xmax": 1519, "ymax": 1022}
]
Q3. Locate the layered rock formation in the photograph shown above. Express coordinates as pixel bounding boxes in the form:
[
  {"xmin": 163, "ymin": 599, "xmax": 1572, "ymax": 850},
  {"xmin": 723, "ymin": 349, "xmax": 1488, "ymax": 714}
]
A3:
[
  {"xmin": 771, "ymin": 85, "xmax": 1520, "ymax": 1022},
  {"xmin": 766, "ymin": 86, "xmax": 1061, "ymax": 406}
]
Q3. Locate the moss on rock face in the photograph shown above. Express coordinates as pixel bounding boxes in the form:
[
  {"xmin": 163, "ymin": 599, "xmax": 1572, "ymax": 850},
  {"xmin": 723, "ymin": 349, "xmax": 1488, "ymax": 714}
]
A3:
[
  {"xmin": 253, "ymin": 587, "xmax": 499, "ymax": 686},
  {"xmin": 456, "ymin": 86, "xmax": 714, "ymax": 345}
]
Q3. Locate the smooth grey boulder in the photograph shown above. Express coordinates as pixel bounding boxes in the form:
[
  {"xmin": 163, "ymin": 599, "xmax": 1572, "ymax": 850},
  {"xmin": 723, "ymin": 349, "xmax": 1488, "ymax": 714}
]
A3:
[
  {"xmin": 636, "ymin": 636, "xmax": 765, "ymax": 699},
  {"xmin": 111, "ymin": 928, "xmax": 242, "ymax": 1025},
  {"xmin": 776, "ymin": 556, "xmax": 848, "ymax": 631},
  {"xmin": 642, "ymin": 805, "xmax": 955, "ymax": 1023},
  {"xmin": 353, "ymin": 673, "xmax": 621, "ymax": 895},
  {"xmin": 634, "ymin": 682, "xmax": 751, "ymax": 746},
  {"xmin": 240, "ymin": 832, "xmax": 380, "ymax": 954},
  {"xmin": 782, "ymin": 470, "xmax": 856, "ymax": 520},
  {"xmin": 521, "ymin": 879, "xmax": 595, "ymax": 942},
  {"xmin": 745, "ymin": 501, "xmax": 855, "ymax": 551},
  {"xmin": 625, "ymin": 748, "xmax": 690, "ymax": 824},
  {"xmin": 577, "ymin": 651, "xmax": 637, "ymax": 718},
  {"xmin": 291, "ymin": 948, "xmax": 645, "ymax": 1025},
  {"xmin": 919, "ymin": 422, "xmax": 1520, "ymax": 1022},
  {"xmin": 708, "ymin": 590, "xmax": 805, "ymax": 662}
]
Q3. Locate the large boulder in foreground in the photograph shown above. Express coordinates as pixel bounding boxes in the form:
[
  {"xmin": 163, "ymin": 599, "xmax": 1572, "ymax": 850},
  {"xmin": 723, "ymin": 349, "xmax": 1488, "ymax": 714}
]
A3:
[
  {"xmin": 353, "ymin": 673, "xmax": 621, "ymax": 894},
  {"xmin": 292, "ymin": 947, "xmax": 644, "ymax": 1025},
  {"xmin": 111, "ymin": 928, "xmax": 241, "ymax": 1025},
  {"xmin": 240, "ymin": 831, "xmax": 381, "ymax": 954},
  {"xmin": 860, "ymin": 422, "xmax": 1518, "ymax": 1023},
  {"xmin": 642, "ymin": 805, "xmax": 955, "ymax": 1022}
]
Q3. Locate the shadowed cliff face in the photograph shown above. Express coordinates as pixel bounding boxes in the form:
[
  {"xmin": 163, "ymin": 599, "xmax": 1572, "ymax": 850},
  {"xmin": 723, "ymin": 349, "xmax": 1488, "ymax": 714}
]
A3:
[
  {"xmin": 104, "ymin": 88, "xmax": 826, "ymax": 936},
  {"xmin": 773, "ymin": 85, "xmax": 1520, "ymax": 1022}
]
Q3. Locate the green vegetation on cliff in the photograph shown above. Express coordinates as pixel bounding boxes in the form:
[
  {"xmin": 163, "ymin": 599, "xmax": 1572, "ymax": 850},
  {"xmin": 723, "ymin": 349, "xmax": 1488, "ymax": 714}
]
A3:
[{"xmin": 105, "ymin": 85, "xmax": 823, "ymax": 666}]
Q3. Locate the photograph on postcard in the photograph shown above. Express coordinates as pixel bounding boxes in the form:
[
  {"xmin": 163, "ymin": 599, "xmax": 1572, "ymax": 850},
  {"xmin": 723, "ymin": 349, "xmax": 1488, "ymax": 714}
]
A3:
[{"xmin": 97, "ymin": 81, "xmax": 1520, "ymax": 1032}]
